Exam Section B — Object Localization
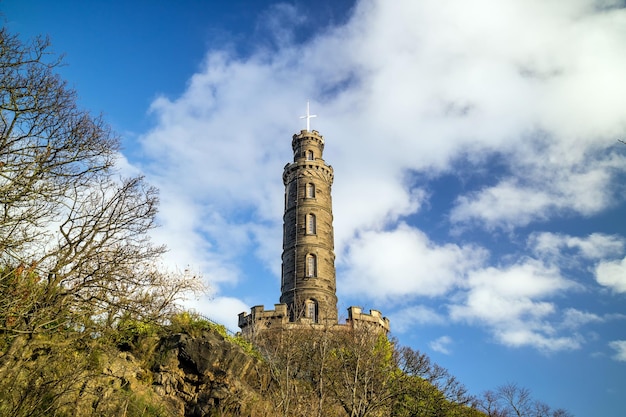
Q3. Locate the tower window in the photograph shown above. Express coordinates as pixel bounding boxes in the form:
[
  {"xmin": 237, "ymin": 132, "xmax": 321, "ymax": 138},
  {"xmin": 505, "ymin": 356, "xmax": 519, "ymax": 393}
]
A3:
[
  {"xmin": 307, "ymin": 150, "xmax": 314, "ymax": 160},
  {"xmin": 307, "ymin": 214, "xmax": 316, "ymax": 234},
  {"xmin": 306, "ymin": 299, "xmax": 318, "ymax": 323},
  {"xmin": 306, "ymin": 183, "xmax": 315, "ymax": 198},
  {"xmin": 285, "ymin": 183, "xmax": 292, "ymax": 208},
  {"xmin": 306, "ymin": 254, "xmax": 317, "ymax": 277}
]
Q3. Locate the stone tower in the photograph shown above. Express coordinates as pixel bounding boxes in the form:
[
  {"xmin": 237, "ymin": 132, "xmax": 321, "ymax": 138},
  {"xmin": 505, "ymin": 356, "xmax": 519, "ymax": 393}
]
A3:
[
  {"xmin": 238, "ymin": 109, "xmax": 389, "ymax": 335},
  {"xmin": 280, "ymin": 129, "xmax": 337, "ymax": 324}
]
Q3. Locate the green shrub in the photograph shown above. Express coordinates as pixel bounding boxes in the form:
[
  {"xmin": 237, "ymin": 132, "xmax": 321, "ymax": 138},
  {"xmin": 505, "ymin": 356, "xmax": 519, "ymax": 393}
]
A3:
[
  {"xmin": 116, "ymin": 318, "xmax": 162, "ymax": 349},
  {"xmin": 168, "ymin": 311, "xmax": 261, "ymax": 359}
]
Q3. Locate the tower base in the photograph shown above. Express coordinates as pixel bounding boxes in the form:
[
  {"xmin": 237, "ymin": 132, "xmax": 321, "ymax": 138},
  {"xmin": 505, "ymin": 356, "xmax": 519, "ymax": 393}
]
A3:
[{"xmin": 238, "ymin": 305, "xmax": 390, "ymax": 337}]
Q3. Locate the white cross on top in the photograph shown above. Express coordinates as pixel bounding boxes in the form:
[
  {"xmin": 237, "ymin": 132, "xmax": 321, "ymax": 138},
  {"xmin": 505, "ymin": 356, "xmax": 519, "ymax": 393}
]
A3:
[{"xmin": 300, "ymin": 101, "xmax": 317, "ymax": 132}]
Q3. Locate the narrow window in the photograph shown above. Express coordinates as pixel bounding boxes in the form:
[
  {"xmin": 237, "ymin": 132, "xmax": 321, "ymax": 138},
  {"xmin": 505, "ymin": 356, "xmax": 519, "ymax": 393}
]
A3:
[
  {"xmin": 306, "ymin": 299, "xmax": 318, "ymax": 323},
  {"xmin": 307, "ymin": 214, "xmax": 316, "ymax": 234},
  {"xmin": 306, "ymin": 183, "xmax": 315, "ymax": 198},
  {"xmin": 307, "ymin": 150, "xmax": 314, "ymax": 160},
  {"xmin": 306, "ymin": 254, "xmax": 317, "ymax": 277},
  {"xmin": 285, "ymin": 183, "xmax": 291, "ymax": 208}
]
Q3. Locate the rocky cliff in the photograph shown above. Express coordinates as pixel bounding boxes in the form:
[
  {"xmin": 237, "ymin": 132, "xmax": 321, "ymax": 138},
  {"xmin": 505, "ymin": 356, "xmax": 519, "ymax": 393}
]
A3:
[{"xmin": 149, "ymin": 331, "xmax": 270, "ymax": 416}]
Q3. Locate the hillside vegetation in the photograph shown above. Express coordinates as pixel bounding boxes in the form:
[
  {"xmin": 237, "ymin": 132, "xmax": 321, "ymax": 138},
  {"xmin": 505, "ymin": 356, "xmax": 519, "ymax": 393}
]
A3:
[{"xmin": 0, "ymin": 310, "xmax": 486, "ymax": 417}]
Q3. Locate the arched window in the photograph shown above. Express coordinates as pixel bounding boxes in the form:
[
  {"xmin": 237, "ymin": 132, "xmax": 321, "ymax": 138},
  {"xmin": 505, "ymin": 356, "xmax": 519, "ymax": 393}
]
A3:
[
  {"xmin": 306, "ymin": 254, "xmax": 317, "ymax": 277},
  {"xmin": 307, "ymin": 213, "xmax": 316, "ymax": 234},
  {"xmin": 306, "ymin": 183, "xmax": 315, "ymax": 198},
  {"xmin": 306, "ymin": 299, "xmax": 318, "ymax": 323},
  {"xmin": 307, "ymin": 150, "xmax": 314, "ymax": 160}
]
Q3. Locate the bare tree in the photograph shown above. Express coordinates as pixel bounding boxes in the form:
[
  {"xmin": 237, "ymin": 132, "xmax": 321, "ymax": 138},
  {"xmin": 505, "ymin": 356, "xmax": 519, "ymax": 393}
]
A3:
[
  {"xmin": 498, "ymin": 383, "xmax": 533, "ymax": 417},
  {"xmin": 253, "ymin": 324, "xmax": 489, "ymax": 417},
  {"xmin": 0, "ymin": 28, "xmax": 202, "ymax": 415},
  {"xmin": 479, "ymin": 389, "xmax": 510, "ymax": 417},
  {"xmin": 255, "ymin": 328, "xmax": 313, "ymax": 417},
  {"xmin": 478, "ymin": 383, "xmax": 573, "ymax": 417},
  {"xmin": 0, "ymin": 29, "xmax": 117, "ymax": 254},
  {"xmin": 325, "ymin": 325, "xmax": 398, "ymax": 417},
  {"xmin": 307, "ymin": 325, "xmax": 337, "ymax": 417},
  {"xmin": 0, "ymin": 26, "xmax": 203, "ymax": 330},
  {"xmin": 393, "ymin": 345, "xmax": 477, "ymax": 417}
]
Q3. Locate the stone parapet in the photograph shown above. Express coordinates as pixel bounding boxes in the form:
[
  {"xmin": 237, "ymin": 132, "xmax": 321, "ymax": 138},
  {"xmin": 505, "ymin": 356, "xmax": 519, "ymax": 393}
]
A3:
[
  {"xmin": 346, "ymin": 306, "xmax": 391, "ymax": 333},
  {"xmin": 239, "ymin": 304, "xmax": 390, "ymax": 337},
  {"xmin": 238, "ymin": 304, "xmax": 289, "ymax": 334}
]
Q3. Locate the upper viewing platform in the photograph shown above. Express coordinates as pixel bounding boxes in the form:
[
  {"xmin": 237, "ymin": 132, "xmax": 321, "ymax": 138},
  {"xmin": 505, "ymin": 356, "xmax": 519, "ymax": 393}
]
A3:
[
  {"xmin": 289, "ymin": 129, "xmax": 328, "ymax": 166},
  {"xmin": 294, "ymin": 129, "xmax": 323, "ymax": 141},
  {"xmin": 292, "ymin": 129, "xmax": 324, "ymax": 149}
]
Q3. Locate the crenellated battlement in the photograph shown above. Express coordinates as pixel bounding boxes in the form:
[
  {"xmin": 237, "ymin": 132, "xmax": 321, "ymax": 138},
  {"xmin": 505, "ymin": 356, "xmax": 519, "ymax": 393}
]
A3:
[
  {"xmin": 239, "ymin": 304, "xmax": 390, "ymax": 336},
  {"xmin": 238, "ymin": 303, "xmax": 331, "ymax": 335},
  {"xmin": 238, "ymin": 304, "xmax": 289, "ymax": 333},
  {"xmin": 293, "ymin": 129, "xmax": 324, "ymax": 144},
  {"xmin": 346, "ymin": 306, "xmax": 391, "ymax": 333}
]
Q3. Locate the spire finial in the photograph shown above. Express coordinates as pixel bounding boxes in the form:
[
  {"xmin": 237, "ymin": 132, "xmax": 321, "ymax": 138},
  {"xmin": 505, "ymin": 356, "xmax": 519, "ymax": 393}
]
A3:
[{"xmin": 300, "ymin": 100, "xmax": 317, "ymax": 132}]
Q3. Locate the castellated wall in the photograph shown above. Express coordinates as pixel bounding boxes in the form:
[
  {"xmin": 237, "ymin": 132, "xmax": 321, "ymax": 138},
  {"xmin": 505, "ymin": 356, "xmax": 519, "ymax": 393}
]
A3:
[
  {"xmin": 345, "ymin": 306, "xmax": 390, "ymax": 332},
  {"xmin": 238, "ymin": 305, "xmax": 390, "ymax": 336}
]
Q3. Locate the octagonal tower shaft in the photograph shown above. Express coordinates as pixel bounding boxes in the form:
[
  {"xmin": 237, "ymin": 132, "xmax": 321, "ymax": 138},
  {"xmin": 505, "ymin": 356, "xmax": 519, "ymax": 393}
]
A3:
[{"xmin": 280, "ymin": 130, "xmax": 337, "ymax": 324}]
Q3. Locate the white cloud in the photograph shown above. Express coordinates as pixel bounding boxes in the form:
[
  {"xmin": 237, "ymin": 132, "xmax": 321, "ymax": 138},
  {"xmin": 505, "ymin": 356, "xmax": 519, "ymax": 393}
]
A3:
[
  {"xmin": 388, "ymin": 305, "xmax": 447, "ymax": 333},
  {"xmin": 186, "ymin": 295, "xmax": 250, "ymax": 333},
  {"xmin": 495, "ymin": 328, "xmax": 582, "ymax": 352},
  {"xmin": 450, "ymin": 151, "xmax": 625, "ymax": 230},
  {"xmin": 149, "ymin": 191, "xmax": 240, "ymax": 289},
  {"xmin": 449, "ymin": 259, "xmax": 581, "ymax": 351},
  {"xmin": 429, "ymin": 335, "xmax": 453, "ymax": 355},
  {"xmin": 451, "ymin": 180, "xmax": 553, "ymax": 229},
  {"xmin": 595, "ymin": 257, "xmax": 626, "ymax": 293},
  {"xmin": 340, "ymin": 223, "xmax": 486, "ymax": 300},
  {"xmin": 530, "ymin": 232, "xmax": 625, "ymax": 260},
  {"xmin": 609, "ymin": 340, "xmax": 626, "ymax": 362},
  {"xmin": 114, "ymin": 152, "xmax": 143, "ymax": 178},
  {"xmin": 560, "ymin": 308, "xmax": 603, "ymax": 329},
  {"xmin": 256, "ymin": 3, "xmax": 306, "ymax": 48},
  {"xmin": 333, "ymin": 180, "xmax": 426, "ymax": 256}
]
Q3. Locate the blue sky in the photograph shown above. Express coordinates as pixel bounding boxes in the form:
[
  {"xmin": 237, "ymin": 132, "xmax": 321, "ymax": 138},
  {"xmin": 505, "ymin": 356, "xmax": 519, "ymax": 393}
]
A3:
[{"xmin": 4, "ymin": 1, "xmax": 626, "ymax": 415}]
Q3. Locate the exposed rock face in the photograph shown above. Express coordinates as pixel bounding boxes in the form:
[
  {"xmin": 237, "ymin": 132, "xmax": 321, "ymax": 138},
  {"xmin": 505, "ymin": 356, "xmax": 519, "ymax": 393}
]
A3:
[{"xmin": 151, "ymin": 331, "xmax": 269, "ymax": 417}]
